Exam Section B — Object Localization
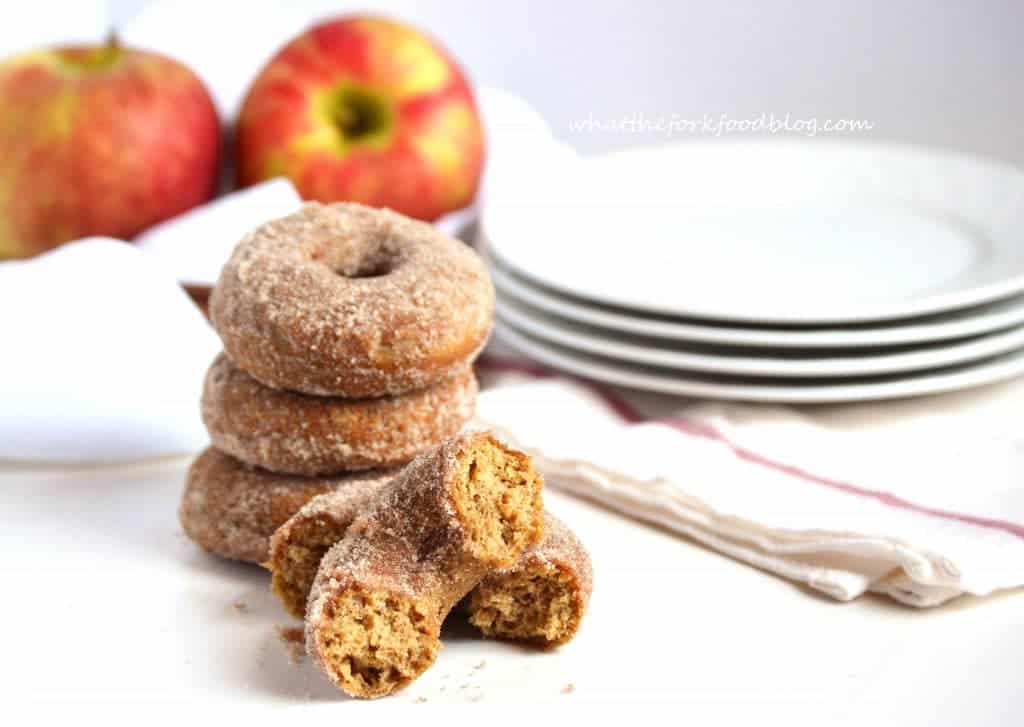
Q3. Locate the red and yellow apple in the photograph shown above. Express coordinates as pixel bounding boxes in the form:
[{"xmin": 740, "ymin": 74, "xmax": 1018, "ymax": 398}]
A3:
[
  {"xmin": 236, "ymin": 16, "xmax": 484, "ymax": 222},
  {"xmin": 0, "ymin": 41, "xmax": 221, "ymax": 260}
]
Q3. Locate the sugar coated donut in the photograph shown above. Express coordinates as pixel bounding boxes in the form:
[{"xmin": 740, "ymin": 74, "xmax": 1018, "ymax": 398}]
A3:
[
  {"xmin": 305, "ymin": 431, "xmax": 544, "ymax": 698},
  {"xmin": 201, "ymin": 353, "xmax": 477, "ymax": 476},
  {"xmin": 178, "ymin": 447, "xmax": 398, "ymax": 563},
  {"xmin": 209, "ymin": 202, "xmax": 494, "ymax": 397},
  {"xmin": 468, "ymin": 514, "xmax": 592, "ymax": 647},
  {"xmin": 271, "ymin": 487, "xmax": 592, "ymax": 649}
]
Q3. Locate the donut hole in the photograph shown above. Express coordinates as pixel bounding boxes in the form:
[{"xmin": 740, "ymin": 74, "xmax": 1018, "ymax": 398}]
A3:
[
  {"xmin": 313, "ymin": 243, "xmax": 398, "ymax": 280},
  {"xmin": 342, "ymin": 256, "xmax": 394, "ymax": 279},
  {"xmin": 453, "ymin": 436, "xmax": 544, "ymax": 568},
  {"xmin": 317, "ymin": 587, "xmax": 439, "ymax": 698},
  {"xmin": 469, "ymin": 561, "xmax": 580, "ymax": 646}
]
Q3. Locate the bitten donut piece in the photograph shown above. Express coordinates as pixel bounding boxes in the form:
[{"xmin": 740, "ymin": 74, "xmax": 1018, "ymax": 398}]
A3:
[
  {"xmin": 269, "ymin": 486, "xmax": 387, "ymax": 619},
  {"xmin": 209, "ymin": 202, "xmax": 495, "ymax": 397},
  {"xmin": 305, "ymin": 431, "xmax": 544, "ymax": 699},
  {"xmin": 178, "ymin": 447, "xmax": 397, "ymax": 563},
  {"xmin": 202, "ymin": 353, "xmax": 478, "ymax": 476},
  {"xmin": 468, "ymin": 514, "xmax": 592, "ymax": 647},
  {"xmin": 271, "ymin": 495, "xmax": 591, "ymax": 649}
]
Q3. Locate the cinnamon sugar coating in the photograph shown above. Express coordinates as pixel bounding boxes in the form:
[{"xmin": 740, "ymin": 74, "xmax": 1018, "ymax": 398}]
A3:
[
  {"xmin": 271, "ymin": 491, "xmax": 592, "ymax": 649},
  {"xmin": 178, "ymin": 447, "xmax": 398, "ymax": 563},
  {"xmin": 305, "ymin": 431, "xmax": 544, "ymax": 698},
  {"xmin": 209, "ymin": 202, "xmax": 494, "ymax": 397},
  {"xmin": 201, "ymin": 353, "xmax": 477, "ymax": 476}
]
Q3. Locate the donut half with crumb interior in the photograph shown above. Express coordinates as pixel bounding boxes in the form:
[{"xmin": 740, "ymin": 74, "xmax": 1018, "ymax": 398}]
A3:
[
  {"xmin": 270, "ymin": 495, "xmax": 592, "ymax": 648},
  {"xmin": 468, "ymin": 513, "xmax": 592, "ymax": 647},
  {"xmin": 305, "ymin": 431, "xmax": 544, "ymax": 699}
]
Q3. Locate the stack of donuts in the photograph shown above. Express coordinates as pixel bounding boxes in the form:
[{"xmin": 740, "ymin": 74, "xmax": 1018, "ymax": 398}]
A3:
[
  {"xmin": 179, "ymin": 202, "xmax": 494, "ymax": 564},
  {"xmin": 178, "ymin": 202, "xmax": 593, "ymax": 700}
]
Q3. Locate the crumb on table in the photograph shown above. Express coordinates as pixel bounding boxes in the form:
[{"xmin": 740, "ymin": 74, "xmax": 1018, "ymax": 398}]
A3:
[{"xmin": 276, "ymin": 625, "xmax": 306, "ymax": 664}]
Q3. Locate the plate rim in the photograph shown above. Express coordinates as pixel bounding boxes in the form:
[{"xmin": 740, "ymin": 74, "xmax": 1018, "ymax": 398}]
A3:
[
  {"xmin": 496, "ymin": 295, "xmax": 1024, "ymax": 378},
  {"xmin": 488, "ymin": 252, "xmax": 1024, "ymax": 348},
  {"xmin": 483, "ymin": 139, "xmax": 1024, "ymax": 325},
  {"xmin": 493, "ymin": 322, "xmax": 1024, "ymax": 403}
]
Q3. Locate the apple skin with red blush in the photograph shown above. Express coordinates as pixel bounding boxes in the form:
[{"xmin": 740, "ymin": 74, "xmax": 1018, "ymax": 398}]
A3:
[
  {"xmin": 235, "ymin": 16, "xmax": 485, "ymax": 222},
  {"xmin": 0, "ymin": 41, "xmax": 221, "ymax": 259}
]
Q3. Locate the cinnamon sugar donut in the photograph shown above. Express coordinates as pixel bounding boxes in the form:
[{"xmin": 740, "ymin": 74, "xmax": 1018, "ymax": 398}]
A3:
[
  {"xmin": 201, "ymin": 353, "xmax": 477, "ymax": 476},
  {"xmin": 178, "ymin": 447, "xmax": 398, "ymax": 563},
  {"xmin": 270, "ymin": 485, "xmax": 592, "ymax": 649},
  {"xmin": 209, "ymin": 202, "xmax": 494, "ymax": 397},
  {"xmin": 305, "ymin": 431, "xmax": 544, "ymax": 699}
]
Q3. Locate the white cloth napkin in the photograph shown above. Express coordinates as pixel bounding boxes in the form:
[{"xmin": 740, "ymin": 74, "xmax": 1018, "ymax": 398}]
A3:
[
  {"xmin": 475, "ymin": 358, "xmax": 1024, "ymax": 606},
  {"xmin": 135, "ymin": 179, "xmax": 303, "ymax": 287},
  {"xmin": 0, "ymin": 239, "xmax": 220, "ymax": 462}
]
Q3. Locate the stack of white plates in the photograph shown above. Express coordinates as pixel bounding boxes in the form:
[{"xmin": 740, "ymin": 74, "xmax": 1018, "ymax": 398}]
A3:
[{"xmin": 480, "ymin": 141, "xmax": 1024, "ymax": 402}]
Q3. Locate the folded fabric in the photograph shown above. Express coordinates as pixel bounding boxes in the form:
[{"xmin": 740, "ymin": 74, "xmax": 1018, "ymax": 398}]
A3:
[
  {"xmin": 0, "ymin": 239, "xmax": 221, "ymax": 462},
  {"xmin": 474, "ymin": 356, "xmax": 1024, "ymax": 606},
  {"xmin": 135, "ymin": 179, "xmax": 303, "ymax": 287}
]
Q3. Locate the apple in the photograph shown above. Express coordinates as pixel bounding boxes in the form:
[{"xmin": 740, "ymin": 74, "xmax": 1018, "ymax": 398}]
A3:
[
  {"xmin": 0, "ymin": 40, "xmax": 221, "ymax": 260},
  {"xmin": 236, "ymin": 16, "xmax": 484, "ymax": 222}
]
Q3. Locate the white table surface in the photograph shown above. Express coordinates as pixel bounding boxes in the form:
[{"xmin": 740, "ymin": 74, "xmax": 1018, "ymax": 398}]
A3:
[{"xmin": 2, "ymin": 456, "xmax": 1019, "ymax": 722}]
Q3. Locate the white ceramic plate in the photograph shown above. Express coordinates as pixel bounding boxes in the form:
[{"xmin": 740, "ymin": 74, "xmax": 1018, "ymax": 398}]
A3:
[
  {"xmin": 496, "ymin": 296, "xmax": 1024, "ymax": 378},
  {"xmin": 494, "ymin": 323, "xmax": 1024, "ymax": 403},
  {"xmin": 484, "ymin": 141, "xmax": 1024, "ymax": 324},
  {"xmin": 489, "ymin": 255, "xmax": 1024, "ymax": 349}
]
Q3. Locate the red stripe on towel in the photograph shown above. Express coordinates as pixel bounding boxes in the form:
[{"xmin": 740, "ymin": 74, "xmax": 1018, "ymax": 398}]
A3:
[{"xmin": 477, "ymin": 355, "xmax": 1024, "ymax": 541}]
